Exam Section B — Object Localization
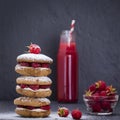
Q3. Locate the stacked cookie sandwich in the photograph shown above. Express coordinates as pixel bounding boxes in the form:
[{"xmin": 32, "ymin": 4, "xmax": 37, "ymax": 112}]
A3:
[{"xmin": 14, "ymin": 43, "xmax": 53, "ymax": 117}]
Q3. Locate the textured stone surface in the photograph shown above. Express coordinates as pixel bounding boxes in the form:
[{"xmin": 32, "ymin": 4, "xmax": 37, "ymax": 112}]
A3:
[
  {"xmin": 0, "ymin": 0, "xmax": 120, "ymax": 102},
  {"xmin": 0, "ymin": 101, "xmax": 120, "ymax": 119}
]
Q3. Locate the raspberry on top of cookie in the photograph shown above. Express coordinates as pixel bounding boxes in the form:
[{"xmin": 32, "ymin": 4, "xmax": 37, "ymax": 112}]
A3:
[
  {"xmin": 17, "ymin": 43, "xmax": 53, "ymax": 68},
  {"xmin": 15, "ymin": 43, "xmax": 53, "ymax": 76},
  {"xmin": 27, "ymin": 43, "xmax": 41, "ymax": 54}
]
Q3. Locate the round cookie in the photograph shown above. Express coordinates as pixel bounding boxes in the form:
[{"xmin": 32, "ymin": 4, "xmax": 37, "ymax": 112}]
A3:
[
  {"xmin": 16, "ymin": 53, "xmax": 53, "ymax": 63},
  {"xmin": 15, "ymin": 53, "xmax": 53, "ymax": 76},
  {"xmin": 14, "ymin": 97, "xmax": 51, "ymax": 117},
  {"xmin": 16, "ymin": 76, "xmax": 52, "ymax": 98},
  {"xmin": 15, "ymin": 64, "xmax": 52, "ymax": 76}
]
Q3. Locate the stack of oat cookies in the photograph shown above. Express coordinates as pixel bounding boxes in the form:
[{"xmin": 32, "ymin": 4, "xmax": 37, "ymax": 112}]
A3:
[{"xmin": 14, "ymin": 44, "xmax": 53, "ymax": 117}]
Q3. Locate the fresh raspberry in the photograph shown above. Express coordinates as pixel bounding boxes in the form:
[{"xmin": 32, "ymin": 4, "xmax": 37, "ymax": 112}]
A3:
[
  {"xmin": 96, "ymin": 80, "xmax": 106, "ymax": 91},
  {"xmin": 18, "ymin": 105, "xmax": 34, "ymax": 110},
  {"xmin": 108, "ymin": 94, "xmax": 116, "ymax": 100},
  {"xmin": 26, "ymin": 106, "xmax": 35, "ymax": 110},
  {"xmin": 92, "ymin": 92, "xmax": 100, "ymax": 102},
  {"xmin": 92, "ymin": 103, "xmax": 101, "ymax": 112},
  {"xmin": 28, "ymin": 43, "xmax": 41, "ymax": 54},
  {"xmin": 84, "ymin": 80, "xmax": 118, "ymax": 114},
  {"xmin": 20, "ymin": 84, "xmax": 27, "ymax": 89},
  {"xmin": 106, "ymin": 85, "xmax": 116, "ymax": 95},
  {"xmin": 89, "ymin": 84, "xmax": 96, "ymax": 92},
  {"xmin": 41, "ymin": 105, "xmax": 51, "ymax": 110},
  {"xmin": 17, "ymin": 105, "xmax": 23, "ymax": 108},
  {"xmin": 58, "ymin": 107, "xmax": 69, "ymax": 117},
  {"xmin": 100, "ymin": 90, "xmax": 107, "ymax": 96},
  {"xmin": 101, "ymin": 101, "xmax": 111, "ymax": 110},
  {"xmin": 71, "ymin": 109, "xmax": 82, "ymax": 119},
  {"xmin": 42, "ymin": 63, "xmax": 50, "ymax": 68},
  {"xmin": 20, "ymin": 62, "xmax": 30, "ymax": 67},
  {"xmin": 31, "ymin": 63, "xmax": 41, "ymax": 68},
  {"xmin": 29, "ymin": 85, "xmax": 40, "ymax": 90}
]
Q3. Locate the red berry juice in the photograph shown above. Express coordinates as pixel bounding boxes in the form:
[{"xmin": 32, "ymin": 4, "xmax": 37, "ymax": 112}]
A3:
[{"xmin": 57, "ymin": 30, "xmax": 78, "ymax": 102}]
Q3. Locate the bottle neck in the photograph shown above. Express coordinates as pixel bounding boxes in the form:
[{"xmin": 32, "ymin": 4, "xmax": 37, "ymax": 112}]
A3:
[
  {"xmin": 60, "ymin": 30, "xmax": 75, "ymax": 43},
  {"xmin": 59, "ymin": 30, "xmax": 77, "ymax": 53}
]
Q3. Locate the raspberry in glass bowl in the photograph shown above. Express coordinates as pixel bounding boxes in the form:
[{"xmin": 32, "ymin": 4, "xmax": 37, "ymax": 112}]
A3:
[{"xmin": 83, "ymin": 80, "xmax": 119, "ymax": 115}]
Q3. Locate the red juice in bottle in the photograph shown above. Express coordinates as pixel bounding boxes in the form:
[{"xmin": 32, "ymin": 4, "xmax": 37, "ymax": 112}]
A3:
[{"xmin": 57, "ymin": 30, "xmax": 78, "ymax": 102}]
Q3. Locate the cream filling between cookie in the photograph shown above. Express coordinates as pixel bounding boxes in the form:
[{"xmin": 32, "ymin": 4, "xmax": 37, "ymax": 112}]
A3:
[
  {"xmin": 16, "ymin": 64, "xmax": 50, "ymax": 69},
  {"xmin": 18, "ymin": 62, "xmax": 50, "ymax": 68},
  {"xmin": 17, "ymin": 76, "xmax": 52, "ymax": 83},
  {"xmin": 16, "ymin": 107, "xmax": 47, "ymax": 112},
  {"xmin": 16, "ymin": 85, "xmax": 51, "ymax": 91}
]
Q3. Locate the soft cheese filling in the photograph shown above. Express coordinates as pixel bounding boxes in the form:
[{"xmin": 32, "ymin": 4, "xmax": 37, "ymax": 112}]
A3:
[
  {"xmin": 17, "ymin": 105, "xmax": 50, "ymax": 110},
  {"xmin": 18, "ymin": 84, "xmax": 51, "ymax": 90},
  {"xmin": 18, "ymin": 62, "xmax": 50, "ymax": 68}
]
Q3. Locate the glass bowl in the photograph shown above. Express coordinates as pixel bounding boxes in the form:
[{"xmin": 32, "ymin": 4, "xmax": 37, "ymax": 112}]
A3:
[{"xmin": 83, "ymin": 94, "xmax": 119, "ymax": 115}]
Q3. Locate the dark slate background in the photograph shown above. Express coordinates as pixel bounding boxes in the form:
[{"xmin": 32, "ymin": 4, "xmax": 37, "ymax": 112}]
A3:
[{"xmin": 0, "ymin": 0, "xmax": 120, "ymax": 102}]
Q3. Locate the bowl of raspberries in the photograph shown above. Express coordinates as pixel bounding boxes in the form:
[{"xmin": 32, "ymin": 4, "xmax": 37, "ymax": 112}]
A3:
[{"xmin": 83, "ymin": 80, "xmax": 119, "ymax": 115}]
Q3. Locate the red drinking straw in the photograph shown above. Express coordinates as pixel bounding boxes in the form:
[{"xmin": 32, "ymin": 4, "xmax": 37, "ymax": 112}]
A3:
[
  {"xmin": 70, "ymin": 20, "xmax": 75, "ymax": 34},
  {"xmin": 68, "ymin": 20, "xmax": 76, "ymax": 45}
]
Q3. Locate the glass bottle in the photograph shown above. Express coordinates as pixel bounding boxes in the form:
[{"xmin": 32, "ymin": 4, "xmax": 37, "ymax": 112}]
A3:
[{"xmin": 57, "ymin": 30, "xmax": 78, "ymax": 102}]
